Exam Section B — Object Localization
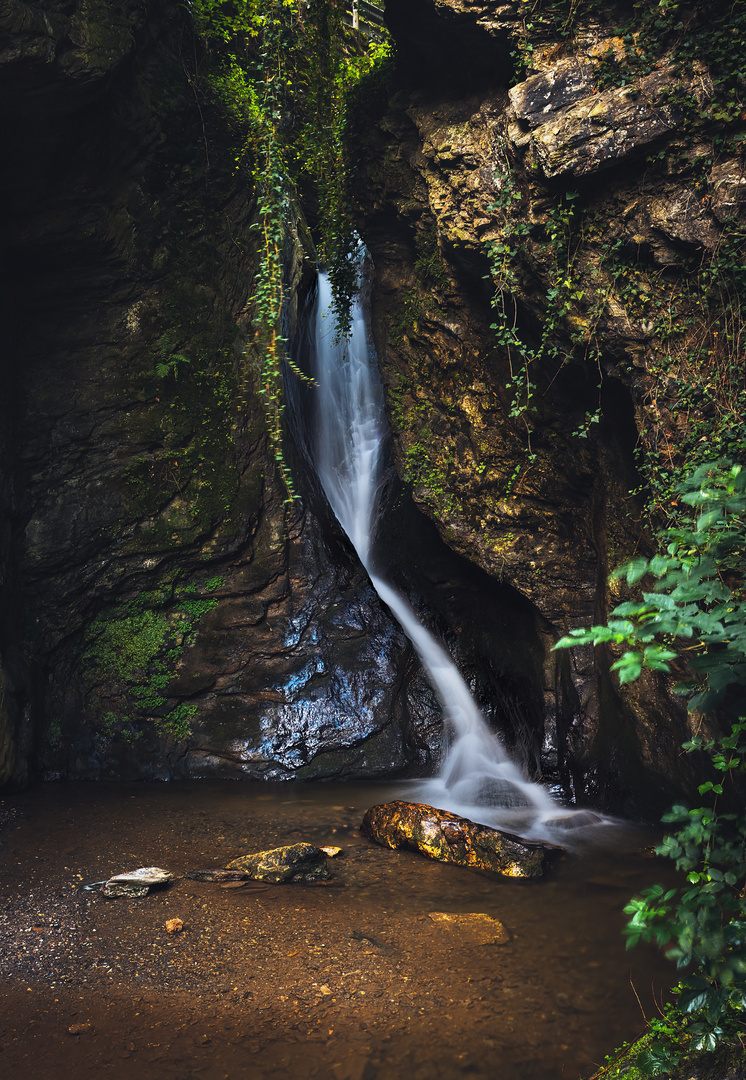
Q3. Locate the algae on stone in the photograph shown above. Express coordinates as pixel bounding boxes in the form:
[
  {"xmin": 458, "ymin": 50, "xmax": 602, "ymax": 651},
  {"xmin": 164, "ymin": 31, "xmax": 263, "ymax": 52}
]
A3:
[{"xmin": 360, "ymin": 801, "xmax": 555, "ymax": 878}]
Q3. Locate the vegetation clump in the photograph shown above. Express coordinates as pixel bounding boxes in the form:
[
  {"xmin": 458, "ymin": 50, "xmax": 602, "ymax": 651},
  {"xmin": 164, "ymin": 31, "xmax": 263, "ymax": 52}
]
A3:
[
  {"xmin": 557, "ymin": 461, "xmax": 746, "ymax": 1072},
  {"xmin": 82, "ymin": 575, "xmax": 225, "ymax": 744},
  {"xmin": 188, "ymin": 0, "xmax": 392, "ymax": 497}
]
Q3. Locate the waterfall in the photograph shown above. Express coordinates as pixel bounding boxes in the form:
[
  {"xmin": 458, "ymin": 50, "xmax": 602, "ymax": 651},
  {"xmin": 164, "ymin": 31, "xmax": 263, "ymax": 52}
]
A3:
[{"xmin": 309, "ymin": 261, "xmax": 600, "ymax": 841}]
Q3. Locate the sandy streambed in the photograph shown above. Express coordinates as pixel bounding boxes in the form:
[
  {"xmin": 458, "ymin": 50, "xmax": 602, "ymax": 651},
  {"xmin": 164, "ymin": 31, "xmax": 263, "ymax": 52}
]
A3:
[{"xmin": 0, "ymin": 781, "xmax": 675, "ymax": 1079}]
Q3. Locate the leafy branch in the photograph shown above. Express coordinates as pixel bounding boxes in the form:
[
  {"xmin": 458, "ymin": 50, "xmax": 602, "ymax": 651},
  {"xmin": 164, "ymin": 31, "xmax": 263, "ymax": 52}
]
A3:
[{"xmin": 556, "ymin": 459, "xmax": 746, "ymax": 1068}]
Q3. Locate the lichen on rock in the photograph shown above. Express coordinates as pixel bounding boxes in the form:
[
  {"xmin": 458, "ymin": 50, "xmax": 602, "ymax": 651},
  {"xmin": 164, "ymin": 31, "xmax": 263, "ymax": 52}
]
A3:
[
  {"xmin": 227, "ymin": 843, "xmax": 331, "ymax": 883},
  {"xmin": 360, "ymin": 801, "xmax": 555, "ymax": 877}
]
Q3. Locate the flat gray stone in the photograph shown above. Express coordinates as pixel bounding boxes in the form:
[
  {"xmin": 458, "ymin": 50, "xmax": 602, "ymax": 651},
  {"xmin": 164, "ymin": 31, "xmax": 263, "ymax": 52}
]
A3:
[{"xmin": 102, "ymin": 866, "xmax": 173, "ymax": 898}]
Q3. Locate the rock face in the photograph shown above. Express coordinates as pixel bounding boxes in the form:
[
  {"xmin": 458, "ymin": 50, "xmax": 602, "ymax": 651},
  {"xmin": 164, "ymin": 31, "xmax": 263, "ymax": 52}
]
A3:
[
  {"xmin": 0, "ymin": 0, "xmax": 738, "ymax": 818},
  {"xmin": 0, "ymin": 0, "xmax": 456, "ymax": 788},
  {"xmin": 360, "ymin": 801, "xmax": 554, "ymax": 877},
  {"xmin": 511, "ymin": 61, "xmax": 714, "ymax": 179},
  {"xmin": 351, "ymin": 0, "xmax": 741, "ymax": 812}
]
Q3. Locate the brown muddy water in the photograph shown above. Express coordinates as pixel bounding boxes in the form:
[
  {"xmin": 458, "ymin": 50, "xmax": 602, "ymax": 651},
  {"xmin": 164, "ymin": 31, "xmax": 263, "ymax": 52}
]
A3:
[{"xmin": 0, "ymin": 781, "xmax": 677, "ymax": 1080}]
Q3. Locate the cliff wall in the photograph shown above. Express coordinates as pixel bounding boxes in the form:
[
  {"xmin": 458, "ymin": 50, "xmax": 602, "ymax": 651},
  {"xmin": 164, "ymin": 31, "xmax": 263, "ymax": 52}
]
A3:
[
  {"xmin": 0, "ymin": 0, "xmax": 437, "ymax": 788},
  {"xmin": 351, "ymin": 0, "xmax": 745, "ymax": 810},
  {"xmin": 2, "ymin": 0, "xmax": 742, "ymax": 816}
]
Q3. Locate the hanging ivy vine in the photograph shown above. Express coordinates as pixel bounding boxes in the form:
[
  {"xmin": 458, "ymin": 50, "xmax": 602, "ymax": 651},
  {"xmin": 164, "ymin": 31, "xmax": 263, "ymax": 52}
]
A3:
[{"xmin": 187, "ymin": 0, "xmax": 391, "ymax": 499}]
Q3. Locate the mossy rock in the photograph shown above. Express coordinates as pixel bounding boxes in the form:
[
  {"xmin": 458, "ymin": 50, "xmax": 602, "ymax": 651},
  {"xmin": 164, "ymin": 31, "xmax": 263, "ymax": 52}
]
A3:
[
  {"xmin": 360, "ymin": 801, "xmax": 556, "ymax": 878},
  {"xmin": 227, "ymin": 844, "xmax": 331, "ymax": 883},
  {"xmin": 593, "ymin": 1032, "xmax": 746, "ymax": 1080}
]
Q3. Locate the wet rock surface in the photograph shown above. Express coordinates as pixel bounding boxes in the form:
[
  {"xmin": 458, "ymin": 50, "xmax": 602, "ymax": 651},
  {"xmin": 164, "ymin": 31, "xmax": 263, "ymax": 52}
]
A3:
[
  {"xmin": 360, "ymin": 802, "xmax": 554, "ymax": 878},
  {"xmin": 226, "ymin": 843, "xmax": 331, "ymax": 883},
  {"xmin": 101, "ymin": 868, "xmax": 173, "ymax": 899},
  {"xmin": 184, "ymin": 868, "xmax": 252, "ymax": 884},
  {"xmin": 0, "ymin": 0, "xmax": 442, "ymax": 788},
  {"xmin": 0, "ymin": 0, "xmax": 732, "ymax": 822}
]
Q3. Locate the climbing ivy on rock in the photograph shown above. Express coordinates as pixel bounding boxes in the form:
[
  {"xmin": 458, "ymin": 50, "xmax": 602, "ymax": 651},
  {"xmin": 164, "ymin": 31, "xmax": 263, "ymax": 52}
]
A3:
[
  {"xmin": 485, "ymin": 0, "xmax": 746, "ymax": 519},
  {"xmin": 486, "ymin": 168, "xmax": 593, "ymax": 459}
]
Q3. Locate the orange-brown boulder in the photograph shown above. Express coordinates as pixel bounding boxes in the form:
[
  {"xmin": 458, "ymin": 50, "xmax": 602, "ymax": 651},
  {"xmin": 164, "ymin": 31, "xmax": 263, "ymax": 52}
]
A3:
[{"xmin": 360, "ymin": 802, "xmax": 557, "ymax": 878}]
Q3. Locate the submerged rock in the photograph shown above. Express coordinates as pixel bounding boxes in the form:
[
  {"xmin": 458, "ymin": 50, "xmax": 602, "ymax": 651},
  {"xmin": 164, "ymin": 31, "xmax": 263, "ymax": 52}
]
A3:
[
  {"xmin": 101, "ymin": 867, "xmax": 173, "ymax": 898},
  {"xmin": 226, "ymin": 843, "xmax": 331, "ymax": 883},
  {"xmin": 544, "ymin": 810, "xmax": 605, "ymax": 831},
  {"xmin": 185, "ymin": 868, "xmax": 251, "ymax": 883},
  {"xmin": 428, "ymin": 912, "xmax": 510, "ymax": 945},
  {"xmin": 360, "ymin": 802, "xmax": 555, "ymax": 878}
]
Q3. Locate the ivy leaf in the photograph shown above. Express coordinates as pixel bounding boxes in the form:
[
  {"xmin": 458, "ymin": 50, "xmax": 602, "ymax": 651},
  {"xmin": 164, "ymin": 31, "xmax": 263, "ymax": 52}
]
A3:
[{"xmin": 611, "ymin": 652, "xmax": 643, "ymax": 683}]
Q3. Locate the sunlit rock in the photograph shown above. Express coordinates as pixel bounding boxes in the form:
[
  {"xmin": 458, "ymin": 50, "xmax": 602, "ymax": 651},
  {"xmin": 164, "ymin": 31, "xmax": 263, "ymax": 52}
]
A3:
[
  {"xmin": 360, "ymin": 802, "xmax": 556, "ymax": 878},
  {"xmin": 227, "ymin": 843, "xmax": 331, "ymax": 883},
  {"xmin": 508, "ymin": 47, "xmax": 620, "ymax": 130},
  {"xmin": 710, "ymin": 158, "xmax": 746, "ymax": 223},
  {"xmin": 518, "ymin": 65, "xmax": 714, "ymax": 179}
]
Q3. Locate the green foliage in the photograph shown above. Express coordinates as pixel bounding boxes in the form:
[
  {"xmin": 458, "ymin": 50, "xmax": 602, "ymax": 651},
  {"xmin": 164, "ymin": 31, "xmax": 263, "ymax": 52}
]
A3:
[
  {"xmin": 153, "ymin": 702, "xmax": 198, "ymax": 742},
  {"xmin": 556, "ymin": 460, "xmax": 746, "ymax": 1065},
  {"xmin": 587, "ymin": 0, "xmax": 746, "ymax": 143},
  {"xmin": 510, "ymin": 0, "xmax": 607, "ymax": 77},
  {"xmin": 630, "ymin": 221, "xmax": 746, "ymax": 525},
  {"xmin": 413, "ymin": 225, "xmax": 449, "ymax": 290},
  {"xmin": 390, "ymin": 289, "xmax": 425, "ymax": 345},
  {"xmin": 557, "ymin": 460, "xmax": 746, "ymax": 703},
  {"xmin": 189, "ymin": 0, "xmax": 392, "ymax": 498},
  {"xmin": 86, "ymin": 608, "xmax": 171, "ymax": 682},
  {"xmin": 83, "ymin": 574, "xmax": 224, "ymax": 744}
]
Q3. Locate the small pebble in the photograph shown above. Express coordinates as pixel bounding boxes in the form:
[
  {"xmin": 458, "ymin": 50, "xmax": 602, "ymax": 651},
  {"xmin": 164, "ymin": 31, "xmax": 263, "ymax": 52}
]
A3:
[{"xmin": 68, "ymin": 1022, "xmax": 94, "ymax": 1036}]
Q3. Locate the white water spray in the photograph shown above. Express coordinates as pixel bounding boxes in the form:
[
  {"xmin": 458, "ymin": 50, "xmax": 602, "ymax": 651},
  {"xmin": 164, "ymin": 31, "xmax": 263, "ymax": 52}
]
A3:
[{"xmin": 310, "ymin": 264, "xmax": 601, "ymax": 841}]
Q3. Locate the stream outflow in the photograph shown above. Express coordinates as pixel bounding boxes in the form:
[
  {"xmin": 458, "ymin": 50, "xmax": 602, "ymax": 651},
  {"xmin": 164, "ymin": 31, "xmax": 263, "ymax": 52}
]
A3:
[{"xmin": 309, "ymin": 264, "xmax": 603, "ymax": 843}]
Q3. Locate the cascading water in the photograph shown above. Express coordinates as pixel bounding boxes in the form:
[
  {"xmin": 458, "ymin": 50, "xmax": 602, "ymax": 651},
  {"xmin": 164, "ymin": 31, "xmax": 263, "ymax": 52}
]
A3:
[{"xmin": 309, "ymin": 259, "xmax": 602, "ymax": 842}]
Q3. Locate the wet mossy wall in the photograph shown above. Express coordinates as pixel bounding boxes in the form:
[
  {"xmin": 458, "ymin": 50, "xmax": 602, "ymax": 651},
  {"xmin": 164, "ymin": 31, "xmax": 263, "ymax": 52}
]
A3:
[
  {"xmin": 1, "ymin": 0, "xmax": 740, "ymax": 816},
  {"xmin": 0, "ymin": 0, "xmax": 443, "ymax": 787}
]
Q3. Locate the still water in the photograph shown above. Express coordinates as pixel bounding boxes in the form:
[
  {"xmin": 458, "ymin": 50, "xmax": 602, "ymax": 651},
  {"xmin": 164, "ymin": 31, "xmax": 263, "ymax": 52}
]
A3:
[{"xmin": 0, "ymin": 781, "xmax": 676, "ymax": 1079}]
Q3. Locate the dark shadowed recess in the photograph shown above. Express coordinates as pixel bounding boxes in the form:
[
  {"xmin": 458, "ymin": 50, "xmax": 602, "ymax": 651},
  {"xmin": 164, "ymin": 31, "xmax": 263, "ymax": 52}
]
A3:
[{"xmin": 384, "ymin": 0, "xmax": 515, "ymax": 92}]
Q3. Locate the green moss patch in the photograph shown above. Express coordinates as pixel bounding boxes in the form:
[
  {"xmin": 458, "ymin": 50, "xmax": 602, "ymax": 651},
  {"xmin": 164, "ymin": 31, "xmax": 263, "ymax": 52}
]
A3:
[{"xmin": 81, "ymin": 574, "xmax": 226, "ymax": 745}]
